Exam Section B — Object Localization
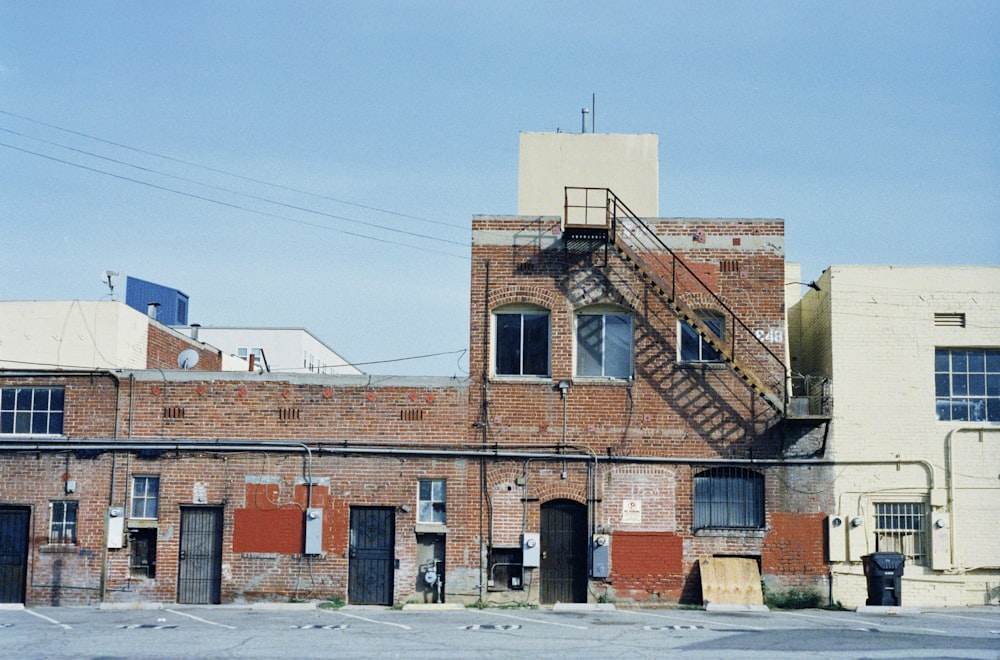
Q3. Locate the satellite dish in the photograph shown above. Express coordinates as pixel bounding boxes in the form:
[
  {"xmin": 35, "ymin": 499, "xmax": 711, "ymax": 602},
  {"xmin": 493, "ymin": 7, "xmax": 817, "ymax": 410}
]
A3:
[{"xmin": 178, "ymin": 349, "xmax": 200, "ymax": 370}]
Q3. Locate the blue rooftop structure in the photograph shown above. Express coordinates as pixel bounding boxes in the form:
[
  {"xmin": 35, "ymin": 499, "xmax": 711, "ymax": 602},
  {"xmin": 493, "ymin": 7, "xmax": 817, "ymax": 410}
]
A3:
[{"xmin": 125, "ymin": 276, "xmax": 189, "ymax": 325}]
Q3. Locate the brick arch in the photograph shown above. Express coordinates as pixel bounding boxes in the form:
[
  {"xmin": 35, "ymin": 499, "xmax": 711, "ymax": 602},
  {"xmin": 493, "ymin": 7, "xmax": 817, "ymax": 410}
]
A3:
[
  {"xmin": 535, "ymin": 484, "xmax": 587, "ymax": 504},
  {"xmin": 488, "ymin": 285, "xmax": 561, "ymax": 313},
  {"xmin": 676, "ymin": 290, "xmax": 740, "ymax": 319},
  {"xmin": 485, "ymin": 465, "xmax": 523, "ymax": 492}
]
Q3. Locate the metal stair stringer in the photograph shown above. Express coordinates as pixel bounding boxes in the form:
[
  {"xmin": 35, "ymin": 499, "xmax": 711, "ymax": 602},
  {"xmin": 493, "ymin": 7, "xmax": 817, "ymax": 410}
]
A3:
[{"xmin": 610, "ymin": 231, "xmax": 786, "ymax": 414}]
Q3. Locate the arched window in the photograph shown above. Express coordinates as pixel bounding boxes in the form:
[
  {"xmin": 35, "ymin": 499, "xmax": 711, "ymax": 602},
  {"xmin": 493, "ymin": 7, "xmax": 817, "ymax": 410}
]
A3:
[
  {"xmin": 693, "ymin": 467, "xmax": 764, "ymax": 530},
  {"xmin": 493, "ymin": 304, "xmax": 550, "ymax": 377},
  {"xmin": 679, "ymin": 310, "xmax": 724, "ymax": 363},
  {"xmin": 575, "ymin": 306, "xmax": 632, "ymax": 379}
]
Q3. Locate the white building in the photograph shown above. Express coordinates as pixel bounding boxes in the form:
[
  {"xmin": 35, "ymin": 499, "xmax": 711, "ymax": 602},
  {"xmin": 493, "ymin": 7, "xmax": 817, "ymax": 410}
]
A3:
[
  {"xmin": 0, "ymin": 300, "xmax": 244, "ymax": 371},
  {"xmin": 177, "ymin": 326, "xmax": 362, "ymax": 375},
  {"xmin": 790, "ymin": 265, "xmax": 1000, "ymax": 607}
]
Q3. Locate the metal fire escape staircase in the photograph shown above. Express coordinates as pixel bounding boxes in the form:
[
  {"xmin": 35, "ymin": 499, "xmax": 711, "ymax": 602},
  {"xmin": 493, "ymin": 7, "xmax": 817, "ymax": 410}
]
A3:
[{"xmin": 563, "ymin": 187, "xmax": 787, "ymax": 414}]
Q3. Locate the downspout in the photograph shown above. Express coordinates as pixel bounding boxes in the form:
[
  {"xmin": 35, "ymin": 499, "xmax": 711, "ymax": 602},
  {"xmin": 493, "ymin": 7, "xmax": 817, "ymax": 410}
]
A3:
[
  {"xmin": 479, "ymin": 259, "xmax": 491, "ymax": 603},
  {"xmin": 100, "ymin": 370, "xmax": 123, "ymax": 604}
]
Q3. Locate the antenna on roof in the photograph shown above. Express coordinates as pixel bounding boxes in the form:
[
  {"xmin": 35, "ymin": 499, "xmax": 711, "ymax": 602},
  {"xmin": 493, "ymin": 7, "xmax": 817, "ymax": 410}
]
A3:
[
  {"xmin": 581, "ymin": 107, "xmax": 589, "ymax": 133},
  {"xmin": 101, "ymin": 270, "xmax": 121, "ymax": 301}
]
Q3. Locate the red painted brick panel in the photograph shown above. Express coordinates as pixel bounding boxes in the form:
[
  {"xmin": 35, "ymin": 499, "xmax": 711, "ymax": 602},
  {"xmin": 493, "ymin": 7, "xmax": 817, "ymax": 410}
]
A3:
[{"xmin": 762, "ymin": 512, "xmax": 828, "ymax": 577}]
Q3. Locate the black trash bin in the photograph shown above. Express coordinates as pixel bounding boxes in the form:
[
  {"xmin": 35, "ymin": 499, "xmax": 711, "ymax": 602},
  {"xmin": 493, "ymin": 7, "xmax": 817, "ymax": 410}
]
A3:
[{"xmin": 862, "ymin": 552, "xmax": 905, "ymax": 606}]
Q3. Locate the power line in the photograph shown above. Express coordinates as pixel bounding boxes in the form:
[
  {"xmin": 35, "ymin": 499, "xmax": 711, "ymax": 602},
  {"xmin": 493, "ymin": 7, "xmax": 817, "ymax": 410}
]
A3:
[
  {"xmin": 0, "ymin": 109, "xmax": 467, "ymax": 231},
  {"xmin": 0, "ymin": 141, "xmax": 470, "ymax": 261},
  {"xmin": 0, "ymin": 126, "xmax": 469, "ymax": 248}
]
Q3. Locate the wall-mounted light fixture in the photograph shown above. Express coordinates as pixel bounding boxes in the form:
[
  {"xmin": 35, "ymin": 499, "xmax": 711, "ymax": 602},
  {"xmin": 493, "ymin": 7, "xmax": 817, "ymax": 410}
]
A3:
[{"xmin": 557, "ymin": 380, "xmax": 571, "ymax": 394}]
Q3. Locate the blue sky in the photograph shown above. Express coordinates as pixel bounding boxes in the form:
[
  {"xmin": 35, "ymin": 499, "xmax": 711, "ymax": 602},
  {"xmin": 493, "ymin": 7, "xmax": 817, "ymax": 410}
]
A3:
[{"xmin": 2, "ymin": 1, "xmax": 997, "ymax": 376}]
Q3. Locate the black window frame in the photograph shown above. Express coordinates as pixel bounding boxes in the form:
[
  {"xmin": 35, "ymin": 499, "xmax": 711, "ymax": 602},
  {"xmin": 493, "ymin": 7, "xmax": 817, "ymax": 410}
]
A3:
[
  {"xmin": 0, "ymin": 387, "xmax": 65, "ymax": 436},
  {"xmin": 693, "ymin": 467, "xmax": 764, "ymax": 530}
]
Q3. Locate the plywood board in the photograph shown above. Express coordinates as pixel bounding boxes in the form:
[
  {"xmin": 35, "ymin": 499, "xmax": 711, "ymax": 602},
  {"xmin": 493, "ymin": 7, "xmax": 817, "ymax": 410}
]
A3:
[{"xmin": 699, "ymin": 556, "xmax": 764, "ymax": 606}]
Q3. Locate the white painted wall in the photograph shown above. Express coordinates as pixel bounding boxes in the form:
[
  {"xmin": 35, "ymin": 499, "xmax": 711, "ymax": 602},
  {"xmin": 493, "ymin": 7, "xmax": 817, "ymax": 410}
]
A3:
[
  {"xmin": 0, "ymin": 300, "xmax": 149, "ymax": 369},
  {"xmin": 179, "ymin": 327, "xmax": 361, "ymax": 375},
  {"xmin": 793, "ymin": 265, "xmax": 1000, "ymax": 606},
  {"xmin": 517, "ymin": 132, "xmax": 659, "ymax": 218}
]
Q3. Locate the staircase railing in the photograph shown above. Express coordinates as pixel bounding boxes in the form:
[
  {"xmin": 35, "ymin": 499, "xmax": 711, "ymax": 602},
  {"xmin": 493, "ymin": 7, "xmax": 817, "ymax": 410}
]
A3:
[{"xmin": 564, "ymin": 187, "xmax": 787, "ymax": 413}]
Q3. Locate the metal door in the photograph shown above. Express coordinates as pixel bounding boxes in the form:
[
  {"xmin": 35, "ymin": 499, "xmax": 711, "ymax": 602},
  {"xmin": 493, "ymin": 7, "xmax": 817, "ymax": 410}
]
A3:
[
  {"xmin": 0, "ymin": 507, "xmax": 30, "ymax": 603},
  {"xmin": 540, "ymin": 499, "xmax": 588, "ymax": 604},
  {"xmin": 177, "ymin": 506, "xmax": 223, "ymax": 604},
  {"xmin": 348, "ymin": 507, "xmax": 395, "ymax": 605}
]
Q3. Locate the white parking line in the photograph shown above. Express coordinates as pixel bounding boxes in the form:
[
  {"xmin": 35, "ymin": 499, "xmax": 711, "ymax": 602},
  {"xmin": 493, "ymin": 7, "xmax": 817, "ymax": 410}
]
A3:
[
  {"xmin": 483, "ymin": 610, "xmax": 587, "ymax": 630},
  {"xmin": 165, "ymin": 608, "xmax": 237, "ymax": 629},
  {"xmin": 626, "ymin": 609, "xmax": 764, "ymax": 631},
  {"xmin": 24, "ymin": 609, "xmax": 72, "ymax": 630},
  {"xmin": 325, "ymin": 610, "xmax": 411, "ymax": 630},
  {"xmin": 785, "ymin": 611, "xmax": 949, "ymax": 634},
  {"xmin": 924, "ymin": 611, "xmax": 1000, "ymax": 624}
]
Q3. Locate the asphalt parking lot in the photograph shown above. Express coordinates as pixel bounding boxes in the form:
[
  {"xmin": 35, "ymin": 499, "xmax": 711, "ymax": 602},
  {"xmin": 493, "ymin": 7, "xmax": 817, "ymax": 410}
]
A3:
[{"xmin": 1, "ymin": 603, "xmax": 998, "ymax": 659}]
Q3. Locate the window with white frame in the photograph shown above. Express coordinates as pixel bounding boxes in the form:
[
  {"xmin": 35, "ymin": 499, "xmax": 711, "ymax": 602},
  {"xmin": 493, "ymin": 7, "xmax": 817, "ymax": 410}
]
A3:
[
  {"xmin": 693, "ymin": 467, "xmax": 764, "ymax": 530},
  {"xmin": 418, "ymin": 479, "xmax": 446, "ymax": 524},
  {"xmin": 1, "ymin": 387, "xmax": 65, "ymax": 435},
  {"xmin": 874, "ymin": 502, "xmax": 927, "ymax": 566},
  {"xmin": 494, "ymin": 305, "xmax": 550, "ymax": 377},
  {"xmin": 131, "ymin": 476, "xmax": 160, "ymax": 519},
  {"xmin": 935, "ymin": 348, "xmax": 1000, "ymax": 422},
  {"xmin": 576, "ymin": 309, "xmax": 632, "ymax": 379},
  {"xmin": 679, "ymin": 311, "xmax": 724, "ymax": 363},
  {"xmin": 49, "ymin": 501, "xmax": 78, "ymax": 544}
]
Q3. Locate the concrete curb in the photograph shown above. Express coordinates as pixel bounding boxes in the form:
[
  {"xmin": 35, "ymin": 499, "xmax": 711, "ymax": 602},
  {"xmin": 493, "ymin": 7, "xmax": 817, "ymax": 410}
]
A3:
[
  {"xmin": 99, "ymin": 602, "xmax": 165, "ymax": 611},
  {"xmin": 0, "ymin": 604, "xmax": 25, "ymax": 611},
  {"xmin": 706, "ymin": 603, "xmax": 769, "ymax": 613},
  {"xmin": 855, "ymin": 605, "xmax": 920, "ymax": 616},
  {"xmin": 401, "ymin": 603, "xmax": 465, "ymax": 611},
  {"xmin": 551, "ymin": 603, "xmax": 616, "ymax": 613}
]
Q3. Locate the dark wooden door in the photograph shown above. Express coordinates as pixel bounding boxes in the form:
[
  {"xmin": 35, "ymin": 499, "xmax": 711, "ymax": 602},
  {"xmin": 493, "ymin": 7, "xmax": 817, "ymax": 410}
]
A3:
[
  {"xmin": 0, "ymin": 507, "xmax": 30, "ymax": 603},
  {"xmin": 349, "ymin": 507, "xmax": 395, "ymax": 605},
  {"xmin": 540, "ymin": 499, "xmax": 588, "ymax": 604},
  {"xmin": 177, "ymin": 506, "xmax": 223, "ymax": 604}
]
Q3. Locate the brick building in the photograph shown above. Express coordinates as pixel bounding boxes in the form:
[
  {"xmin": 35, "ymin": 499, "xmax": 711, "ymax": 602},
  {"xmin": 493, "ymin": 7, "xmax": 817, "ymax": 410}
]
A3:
[{"xmin": 0, "ymin": 133, "xmax": 833, "ymax": 607}]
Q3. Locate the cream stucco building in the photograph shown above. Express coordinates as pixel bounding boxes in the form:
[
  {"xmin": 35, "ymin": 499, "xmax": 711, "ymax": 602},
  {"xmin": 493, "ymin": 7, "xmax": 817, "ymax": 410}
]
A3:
[{"xmin": 790, "ymin": 265, "xmax": 1000, "ymax": 607}]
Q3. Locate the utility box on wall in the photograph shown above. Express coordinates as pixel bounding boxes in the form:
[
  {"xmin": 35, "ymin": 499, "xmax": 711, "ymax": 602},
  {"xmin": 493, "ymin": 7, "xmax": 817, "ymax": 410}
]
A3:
[
  {"xmin": 304, "ymin": 508, "xmax": 323, "ymax": 555},
  {"xmin": 592, "ymin": 534, "xmax": 610, "ymax": 577},
  {"xmin": 522, "ymin": 533, "xmax": 540, "ymax": 568},
  {"xmin": 106, "ymin": 507, "xmax": 125, "ymax": 549},
  {"xmin": 827, "ymin": 514, "xmax": 847, "ymax": 562}
]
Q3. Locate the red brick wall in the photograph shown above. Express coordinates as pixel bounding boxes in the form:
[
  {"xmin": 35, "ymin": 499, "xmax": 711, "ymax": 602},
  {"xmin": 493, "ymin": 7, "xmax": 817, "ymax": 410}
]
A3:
[
  {"xmin": 762, "ymin": 512, "xmax": 829, "ymax": 584},
  {"xmin": 146, "ymin": 324, "xmax": 222, "ymax": 370},
  {"xmin": 610, "ymin": 532, "xmax": 685, "ymax": 600}
]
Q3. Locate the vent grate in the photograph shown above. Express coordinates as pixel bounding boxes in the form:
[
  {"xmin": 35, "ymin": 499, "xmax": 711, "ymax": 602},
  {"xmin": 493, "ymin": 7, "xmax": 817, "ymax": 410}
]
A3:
[
  {"xmin": 163, "ymin": 407, "xmax": 185, "ymax": 419},
  {"xmin": 401, "ymin": 409, "xmax": 425, "ymax": 422},
  {"xmin": 934, "ymin": 312, "xmax": 965, "ymax": 328},
  {"xmin": 279, "ymin": 408, "xmax": 301, "ymax": 421}
]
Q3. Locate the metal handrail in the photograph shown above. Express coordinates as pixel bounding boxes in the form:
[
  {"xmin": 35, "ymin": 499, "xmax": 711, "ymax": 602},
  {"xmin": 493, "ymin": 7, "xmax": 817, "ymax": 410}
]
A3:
[{"xmin": 565, "ymin": 187, "xmax": 787, "ymax": 409}]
